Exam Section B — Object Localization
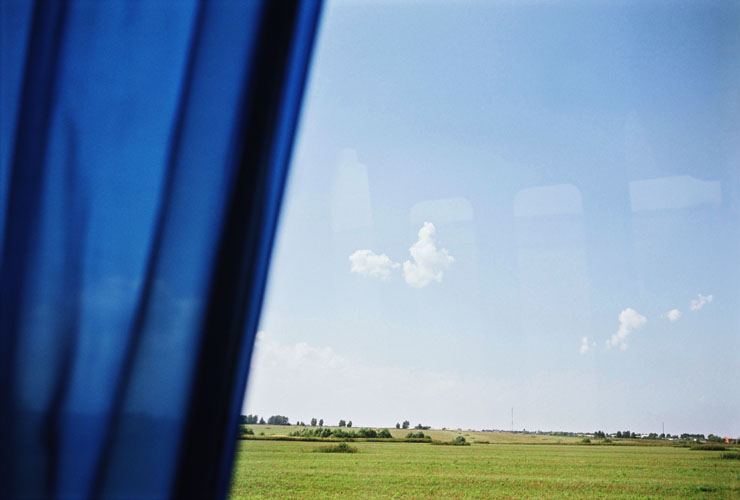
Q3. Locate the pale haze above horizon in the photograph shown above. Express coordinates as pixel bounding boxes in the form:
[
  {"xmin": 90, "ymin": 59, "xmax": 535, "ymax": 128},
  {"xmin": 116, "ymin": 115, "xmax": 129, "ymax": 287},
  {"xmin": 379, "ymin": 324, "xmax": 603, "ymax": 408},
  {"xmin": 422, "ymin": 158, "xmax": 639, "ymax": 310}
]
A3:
[{"xmin": 243, "ymin": 0, "xmax": 740, "ymax": 437}]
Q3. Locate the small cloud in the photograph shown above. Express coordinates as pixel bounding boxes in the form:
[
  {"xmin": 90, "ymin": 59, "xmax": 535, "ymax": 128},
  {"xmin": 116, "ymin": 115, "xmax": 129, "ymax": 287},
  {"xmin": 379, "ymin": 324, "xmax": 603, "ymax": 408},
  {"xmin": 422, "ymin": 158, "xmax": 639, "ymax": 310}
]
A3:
[
  {"xmin": 402, "ymin": 222, "xmax": 454, "ymax": 288},
  {"xmin": 606, "ymin": 308, "xmax": 646, "ymax": 351},
  {"xmin": 579, "ymin": 336, "xmax": 596, "ymax": 355},
  {"xmin": 665, "ymin": 309, "xmax": 681, "ymax": 322},
  {"xmin": 349, "ymin": 249, "xmax": 400, "ymax": 280},
  {"xmin": 690, "ymin": 294, "xmax": 713, "ymax": 311}
]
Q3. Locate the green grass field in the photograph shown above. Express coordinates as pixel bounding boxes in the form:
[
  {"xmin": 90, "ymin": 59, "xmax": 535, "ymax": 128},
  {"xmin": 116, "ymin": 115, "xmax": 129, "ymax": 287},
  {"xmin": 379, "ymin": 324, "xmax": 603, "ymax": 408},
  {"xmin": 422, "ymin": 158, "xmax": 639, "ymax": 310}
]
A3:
[{"xmin": 229, "ymin": 427, "xmax": 740, "ymax": 499}]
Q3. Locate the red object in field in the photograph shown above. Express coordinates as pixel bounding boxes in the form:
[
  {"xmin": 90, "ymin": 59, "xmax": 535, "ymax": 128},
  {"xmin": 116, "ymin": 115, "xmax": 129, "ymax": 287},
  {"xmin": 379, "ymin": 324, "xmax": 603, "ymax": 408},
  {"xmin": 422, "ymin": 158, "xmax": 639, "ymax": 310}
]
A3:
[{"xmin": 724, "ymin": 437, "xmax": 730, "ymax": 443}]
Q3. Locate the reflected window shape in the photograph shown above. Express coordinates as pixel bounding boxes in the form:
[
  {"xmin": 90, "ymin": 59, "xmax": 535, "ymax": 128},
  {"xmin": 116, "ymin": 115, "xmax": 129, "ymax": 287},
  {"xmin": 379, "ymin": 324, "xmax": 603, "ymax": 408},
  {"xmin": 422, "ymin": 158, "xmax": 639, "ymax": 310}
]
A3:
[
  {"xmin": 630, "ymin": 175, "xmax": 722, "ymax": 212},
  {"xmin": 331, "ymin": 149, "xmax": 374, "ymax": 232}
]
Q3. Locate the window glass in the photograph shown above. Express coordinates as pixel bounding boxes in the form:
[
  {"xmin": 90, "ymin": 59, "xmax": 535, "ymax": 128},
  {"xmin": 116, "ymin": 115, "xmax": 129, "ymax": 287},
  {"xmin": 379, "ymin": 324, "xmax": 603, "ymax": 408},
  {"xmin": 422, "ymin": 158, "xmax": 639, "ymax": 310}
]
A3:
[{"xmin": 245, "ymin": 0, "xmax": 739, "ymax": 438}]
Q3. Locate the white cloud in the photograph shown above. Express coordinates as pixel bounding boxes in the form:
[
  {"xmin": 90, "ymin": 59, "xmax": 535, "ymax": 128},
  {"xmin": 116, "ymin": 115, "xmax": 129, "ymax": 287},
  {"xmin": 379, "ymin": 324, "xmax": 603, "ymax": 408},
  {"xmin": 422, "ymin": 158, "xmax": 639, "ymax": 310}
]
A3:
[
  {"xmin": 690, "ymin": 294, "xmax": 713, "ymax": 311},
  {"xmin": 606, "ymin": 308, "xmax": 646, "ymax": 351},
  {"xmin": 579, "ymin": 336, "xmax": 596, "ymax": 355},
  {"xmin": 666, "ymin": 309, "xmax": 681, "ymax": 322},
  {"xmin": 349, "ymin": 249, "xmax": 400, "ymax": 280},
  {"xmin": 402, "ymin": 222, "xmax": 454, "ymax": 288}
]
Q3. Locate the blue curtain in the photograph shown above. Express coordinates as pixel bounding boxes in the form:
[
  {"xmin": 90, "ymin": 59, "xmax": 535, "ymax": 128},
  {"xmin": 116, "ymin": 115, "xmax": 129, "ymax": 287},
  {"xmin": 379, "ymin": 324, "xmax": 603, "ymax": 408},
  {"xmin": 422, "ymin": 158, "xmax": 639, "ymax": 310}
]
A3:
[{"xmin": 0, "ymin": 1, "xmax": 321, "ymax": 499}]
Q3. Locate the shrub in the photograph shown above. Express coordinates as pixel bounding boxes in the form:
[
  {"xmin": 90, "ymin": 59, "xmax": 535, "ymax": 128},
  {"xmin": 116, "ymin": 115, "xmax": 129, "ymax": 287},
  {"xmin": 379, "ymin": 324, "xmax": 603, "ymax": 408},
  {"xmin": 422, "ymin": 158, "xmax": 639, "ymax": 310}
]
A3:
[
  {"xmin": 720, "ymin": 452, "xmax": 740, "ymax": 460},
  {"xmin": 377, "ymin": 429, "xmax": 392, "ymax": 439},
  {"xmin": 356, "ymin": 428, "xmax": 377, "ymax": 438},
  {"xmin": 691, "ymin": 444, "xmax": 726, "ymax": 451},
  {"xmin": 602, "ymin": 438, "xmax": 612, "ymax": 443},
  {"xmin": 239, "ymin": 427, "xmax": 254, "ymax": 437},
  {"xmin": 454, "ymin": 436, "xmax": 467, "ymax": 444},
  {"xmin": 405, "ymin": 432, "xmax": 428, "ymax": 439},
  {"xmin": 581, "ymin": 438, "xmax": 591, "ymax": 444},
  {"xmin": 315, "ymin": 442, "xmax": 358, "ymax": 454}
]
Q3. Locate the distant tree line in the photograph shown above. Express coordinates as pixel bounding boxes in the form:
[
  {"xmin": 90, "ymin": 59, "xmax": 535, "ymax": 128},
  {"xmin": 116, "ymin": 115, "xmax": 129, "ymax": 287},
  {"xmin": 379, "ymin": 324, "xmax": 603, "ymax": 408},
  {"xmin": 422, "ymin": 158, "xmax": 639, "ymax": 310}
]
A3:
[
  {"xmin": 590, "ymin": 430, "xmax": 736, "ymax": 443},
  {"xmin": 615, "ymin": 430, "xmax": 636, "ymax": 439},
  {"xmin": 290, "ymin": 427, "xmax": 393, "ymax": 439},
  {"xmin": 239, "ymin": 414, "xmax": 265, "ymax": 425},
  {"xmin": 238, "ymin": 415, "xmax": 290, "ymax": 425},
  {"xmin": 239, "ymin": 415, "xmax": 358, "ymax": 428},
  {"xmin": 267, "ymin": 415, "xmax": 290, "ymax": 425}
]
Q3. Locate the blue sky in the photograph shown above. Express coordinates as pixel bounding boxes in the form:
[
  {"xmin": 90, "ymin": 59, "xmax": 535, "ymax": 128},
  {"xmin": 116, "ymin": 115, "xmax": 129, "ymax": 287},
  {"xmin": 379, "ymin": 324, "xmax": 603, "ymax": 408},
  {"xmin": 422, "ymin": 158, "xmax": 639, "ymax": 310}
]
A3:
[{"xmin": 244, "ymin": 0, "xmax": 740, "ymax": 436}]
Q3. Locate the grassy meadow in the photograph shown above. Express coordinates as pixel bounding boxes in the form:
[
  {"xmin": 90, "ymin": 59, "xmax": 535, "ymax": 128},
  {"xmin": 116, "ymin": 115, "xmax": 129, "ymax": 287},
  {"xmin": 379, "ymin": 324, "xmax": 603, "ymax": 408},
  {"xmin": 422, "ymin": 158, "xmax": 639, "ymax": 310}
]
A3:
[{"xmin": 229, "ymin": 426, "xmax": 740, "ymax": 499}]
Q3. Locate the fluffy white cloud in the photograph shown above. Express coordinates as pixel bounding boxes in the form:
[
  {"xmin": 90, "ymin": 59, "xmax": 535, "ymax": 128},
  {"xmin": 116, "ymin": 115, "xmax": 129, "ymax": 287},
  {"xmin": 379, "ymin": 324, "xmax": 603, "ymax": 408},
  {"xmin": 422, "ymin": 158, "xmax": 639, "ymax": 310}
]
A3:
[
  {"xmin": 666, "ymin": 309, "xmax": 681, "ymax": 322},
  {"xmin": 606, "ymin": 308, "xmax": 646, "ymax": 351},
  {"xmin": 579, "ymin": 336, "xmax": 596, "ymax": 355},
  {"xmin": 349, "ymin": 249, "xmax": 400, "ymax": 280},
  {"xmin": 690, "ymin": 293, "xmax": 713, "ymax": 311},
  {"xmin": 402, "ymin": 222, "xmax": 454, "ymax": 288}
]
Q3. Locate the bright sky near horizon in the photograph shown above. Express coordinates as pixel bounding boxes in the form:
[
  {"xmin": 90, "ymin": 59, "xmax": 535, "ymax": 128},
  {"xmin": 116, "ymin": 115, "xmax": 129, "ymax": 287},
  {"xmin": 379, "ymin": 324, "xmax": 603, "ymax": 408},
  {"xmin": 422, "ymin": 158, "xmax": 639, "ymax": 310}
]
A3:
[{"xmin": 243, "ymin": 0, "xmax": 740, "ymax": 437}]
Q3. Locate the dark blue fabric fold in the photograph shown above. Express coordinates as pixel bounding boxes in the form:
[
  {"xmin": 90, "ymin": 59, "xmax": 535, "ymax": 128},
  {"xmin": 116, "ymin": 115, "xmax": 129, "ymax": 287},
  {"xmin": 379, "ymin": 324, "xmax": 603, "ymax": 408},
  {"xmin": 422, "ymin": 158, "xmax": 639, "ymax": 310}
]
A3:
[{"xmin": 0, "ymin": 1, "xmax": 322, "ymax": 498}]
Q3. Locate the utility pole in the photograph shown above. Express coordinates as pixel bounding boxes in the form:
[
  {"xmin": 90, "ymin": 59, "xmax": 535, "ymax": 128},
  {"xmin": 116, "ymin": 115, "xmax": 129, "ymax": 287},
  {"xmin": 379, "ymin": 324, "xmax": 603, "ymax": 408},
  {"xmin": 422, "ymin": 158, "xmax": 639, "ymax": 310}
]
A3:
[{"xmin": 662, "ymin": 422, "xmax": 665, "ymax": 437}]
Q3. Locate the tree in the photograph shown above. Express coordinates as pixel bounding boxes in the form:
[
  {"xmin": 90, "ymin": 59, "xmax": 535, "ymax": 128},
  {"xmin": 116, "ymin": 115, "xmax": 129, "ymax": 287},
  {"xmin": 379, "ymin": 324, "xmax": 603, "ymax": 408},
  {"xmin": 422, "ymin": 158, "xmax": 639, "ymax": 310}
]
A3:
[
  {"xmin": 267, "ymin": 415, "xmax": 289, "ymax": 425},
  {"xmin": 396, "ymin": 423, "xmax": 400, "ymax": 429},
  {"xmin": 259, "ymin": 417, "xmax": 265, "ymax": 424},
  {"xmin": 347, "ymin": 420, "xmax": 352, "ymax": 428},
  {"xmin": 319, "ymin": 419, "xmax": 323, "ymax": 426},
  {"xmin": 402, "ymin": 420, "xmax": 410, "ymax": 429},
  {"xmin": 338, "ymin": 419, "xmax": 346, "ymax": 427},
  {"xmin": 311, "ymin": 417, "xmax": 317, "ymax": 426}
]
